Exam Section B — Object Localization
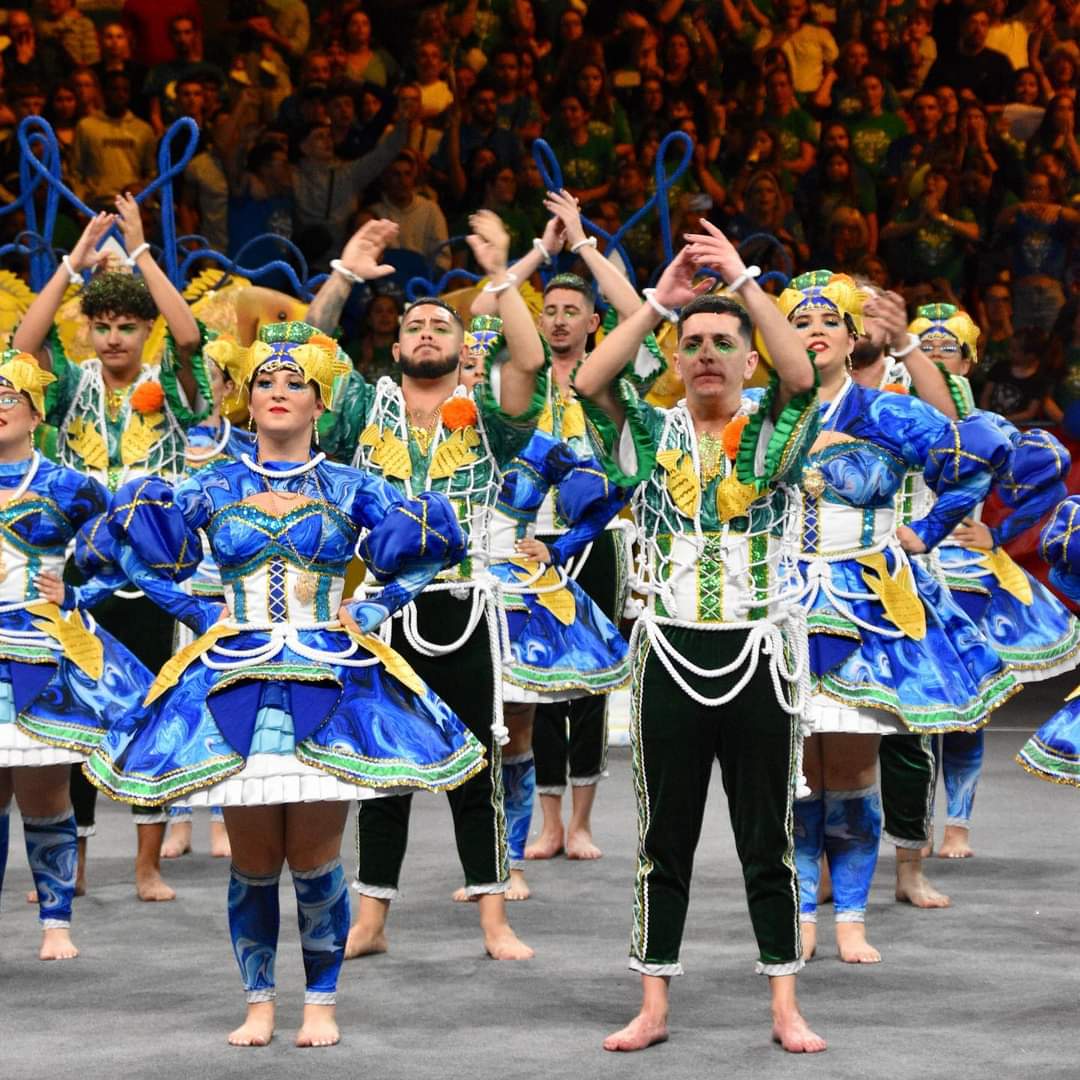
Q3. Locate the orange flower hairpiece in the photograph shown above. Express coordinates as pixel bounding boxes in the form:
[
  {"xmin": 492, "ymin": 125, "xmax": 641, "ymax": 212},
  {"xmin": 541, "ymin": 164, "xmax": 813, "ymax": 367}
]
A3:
[
  {"xmin": 441, "ymin": 396, "xmax": 478, "ymax": 431},
  {"xmin": 882, "ymin": 383, "xmax": 910, "ymax": 395},
  {"xmin": 130, "ymin": 380, "xmax": 165, "ymax": 415},
  {"xmin": 722, "ymin": 415, "xmax": 749, "ymax": 461}
]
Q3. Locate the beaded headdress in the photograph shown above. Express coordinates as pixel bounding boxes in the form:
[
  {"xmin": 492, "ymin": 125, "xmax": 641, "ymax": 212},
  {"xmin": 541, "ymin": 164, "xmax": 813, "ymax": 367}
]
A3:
[
  {"xmin": 466, "ymin": 315, "xmax": 504, "ymax": 365},
  {"xmin": 909, "ymin": 303, "xmax": 980, "ymax": 364},
  {"xmin": 0, "ymin": 348, "xmax": 56, "ymax": 415},
  {"xmin": 778, "ymin": 270, "xmax": 864, "ymax": 335},
  {"xmin": 251, "ymin": 322, "xmax": 352, "ymax": 409}
]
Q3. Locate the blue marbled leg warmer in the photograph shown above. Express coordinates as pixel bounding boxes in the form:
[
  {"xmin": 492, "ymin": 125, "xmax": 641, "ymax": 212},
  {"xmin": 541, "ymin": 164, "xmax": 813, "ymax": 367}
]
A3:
[
  {"xmin": 228, "ymin": 865, "xmax": 280, "ymax": 1002},
  {"xmin": 941, "ymin": 730, "xmax": 984, "ymax": 827},
  {"xmin": 502, "ymin": 751, "xmax": 535, "ymax": 869},
  {"xmin": 0, "ymin": 804, "xmax": 9, "ymax": 904},
  {"xmin": 23, "ymin": 812, "xmax": 77, "ymax": 927},
  {"xmin": 793, "ymin": 793, "xmax": 824, "ymax": 923},
  {"xmin": 824, "ymin": 788, "xmax": 882, "ymax": 923},
  {"xmin": 293, "ymin": 859, "xmax": 349, "ymax": 1005}
]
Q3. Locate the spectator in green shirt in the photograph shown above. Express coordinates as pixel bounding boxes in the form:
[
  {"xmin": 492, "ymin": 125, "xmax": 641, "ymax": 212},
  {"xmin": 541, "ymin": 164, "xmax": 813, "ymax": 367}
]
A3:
[
  {"xmin": 847, "ymin": 71, "xmax": 908, "ymax": 178},
  {"xmin": 546, "ymin": 94, "xmax": 615, "ymax": 207}
]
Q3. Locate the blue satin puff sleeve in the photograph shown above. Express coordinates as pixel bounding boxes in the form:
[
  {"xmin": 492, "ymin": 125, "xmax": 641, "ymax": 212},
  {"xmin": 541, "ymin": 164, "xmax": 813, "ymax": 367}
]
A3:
[
  {"xmin": 59, "ymin": 471, "xmax": 125, "ymax": 609},
  {"xmin": 343, "ymin": 467, "xmax": 466, "ymax": 632},
  {"xmin": 1040, "ymin": 496, "xmax": 1080, "ymax": 603},
  {"xmin": 992, "ymin": 427, "xmax": 1071, "ymax": 548},
  {"xmin": 899, "ymin": 402, "xmax": 1011, "ymax": 549},
  {"xmin": 548, "ymin": 456, "xmax": 629, "ymax": 567},
  {"xmin": 105, "ymin": 475, "xmax": 221, "ymax": 632}
]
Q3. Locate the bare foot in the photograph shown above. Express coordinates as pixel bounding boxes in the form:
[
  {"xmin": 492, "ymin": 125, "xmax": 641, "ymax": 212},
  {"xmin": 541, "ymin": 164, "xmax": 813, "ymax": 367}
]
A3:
[
  {"xmin": 135, "ymin": 866, "xmax": 176, "ymax": 902},
  {"xmin": 920, "ymin": 841, "xmax": 934, "ymax": 858},
  {"xmin": 525, "ymin": 826, "xmax": 564, "ymax": 860},
  {"xmin": 506, "ymin": 868, "xmax": 531, "ymax": 901},
  {"xmin": 896, "ymin": 861, "xmax": 951, "ymax": 908},
  {"xmin": 603, "ymin": 1012, "xmax": 669, "ymax": 1052},
  {"xmin": 801, "ymin": 921, "xmax": 817, "ymax": 961},
  {"xmin": 295, "ymin": 1004, "xmax": 339, "ymax": 1048},
  {"xmin": 344, "ymin": 922, "xmax": 388, "ymax": 959},
  {"xmin": 772, "ymin": 1006, "xmax": 827, "ymax": 1053},
  {"xmin": 228, "ymin": 1002, "xmax": 275, "ymax": 1047},
  {"xmin": 26, "ymin": 888, "xmax": 37, "ymax": 903},
  {"xmin": 565, "ymin": 828, "xmax": 602, "ymax": 860},
  {"xmin": 937, "ymin": 825, "xmax": 973, "ymax": 859},
  {"xmin": 452, "ymin": 886, "xmax": 479, "ymax": 903},
  {"xmin": 835, "ymin": 922, "xmax": 881, "ymax": 964},
  {"xmin": 160, "ymin": 822, "xmax": 192, "ymax": 859},
  {"xmin": 484, "ymin": 922, "xmax": 534, "ymax": 960},
  {"xmin": 209, "ymin": 820, "xmax": 232, "ymax": 858},
  {"xmin": 40, "ymin": 927, "xmax": 79, "ymax": 961}
]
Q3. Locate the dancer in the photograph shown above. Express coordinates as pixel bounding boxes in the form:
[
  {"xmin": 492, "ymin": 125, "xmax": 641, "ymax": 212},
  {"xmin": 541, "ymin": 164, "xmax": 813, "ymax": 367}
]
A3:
[
  {"xmin": 575, "ymin": 225, "xmax": 824, "ymax": 1053},
  {"xmin": 915, "ymin": 303, "xmax": 1079, "ymax": 855},
  {"xmin": 0, "ymin": 349, "xmax": 152, "ymax": 959},
  {"xmin": 475, "ymin": 190, "xmax": 656, "ymax": 866},
  {"xmin": 308, "ymin": 214, "xmax": 544, "ymax": 960},
  {"xmin": 466, "ymin": 317, "xmax": 631, "ymax": 900},
  {"xmin": 782, "ymin": 272, "xmax": 1015, "ymax": 965},
  {"xmin": 159, "ymin": 337, "xmax": 254, "ymax": 860},
  {"xmin": 85, "ymin": 330, "xmax": 485, "ymax": 1047},
  {"xmin": 12, "ymin": 196, "xmax": 202, "ymax": 901},
  {"xmin": 1018, "ymin": 495, "xmax": 1080, "ymax": 787}
]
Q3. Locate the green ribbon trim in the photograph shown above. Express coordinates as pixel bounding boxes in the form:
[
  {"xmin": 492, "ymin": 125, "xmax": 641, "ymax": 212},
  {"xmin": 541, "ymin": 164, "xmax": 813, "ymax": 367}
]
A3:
[
  {"xmin": 579, "ymin": 379, "xmax": 656, "ymax": 488},
  {"xmin": 160, "ymin": 317, "xmax": 214, "ymax": 427},
  {"xmin": 735, "ymin": 368, "xmax": 820, "ymax": 489}
]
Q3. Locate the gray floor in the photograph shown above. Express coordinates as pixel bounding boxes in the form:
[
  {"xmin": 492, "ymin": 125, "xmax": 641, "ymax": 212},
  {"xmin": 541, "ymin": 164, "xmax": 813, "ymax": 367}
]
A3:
[{"xmin": 2, "ymin": 675, "xmax": 1077, "ymax": 1080}]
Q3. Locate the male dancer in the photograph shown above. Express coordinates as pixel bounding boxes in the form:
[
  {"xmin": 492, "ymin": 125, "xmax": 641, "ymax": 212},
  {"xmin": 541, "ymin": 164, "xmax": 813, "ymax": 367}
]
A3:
[
  {"xmin": 574, "ymin": 224, "xmax": 825, "ymax": 1053},
  {"xmin": 307, "ymin": 213, "xmax": 543, "ymax": 959},
  {"xmin": 13, "ymin": 197, "xmax": 200, "ymax": 902}
]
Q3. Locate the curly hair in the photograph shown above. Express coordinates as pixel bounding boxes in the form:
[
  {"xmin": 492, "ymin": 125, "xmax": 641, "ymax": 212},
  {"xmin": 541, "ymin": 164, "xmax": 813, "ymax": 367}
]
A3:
[{"xmin": 80, "ymin": 272, "xmax": 158, "ymax": 321}]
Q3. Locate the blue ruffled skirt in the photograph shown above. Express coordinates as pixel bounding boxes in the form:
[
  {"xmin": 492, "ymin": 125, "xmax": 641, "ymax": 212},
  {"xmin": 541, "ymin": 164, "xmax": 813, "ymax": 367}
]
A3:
[
  {"xmin": 1017, "ymin": 695, "xmax": 1080, "ymax": 787},
  {"xmin": 0, "ymin": 609, "xmax": 152, "ymax": 766},
  {"xmin": 801, "ymin": 552, "xmax": 1019, "ymax": 734},
  {"xmin": 84, "ymin": 626, "xmax": 487, "ymax": 806},
  {"xmin": 938, "ymin": 544, "xmax": 1080, "ymax": 682},
  {"xmin": 489, "ymin": 561, "xmax": 630, "ymax": 703}
]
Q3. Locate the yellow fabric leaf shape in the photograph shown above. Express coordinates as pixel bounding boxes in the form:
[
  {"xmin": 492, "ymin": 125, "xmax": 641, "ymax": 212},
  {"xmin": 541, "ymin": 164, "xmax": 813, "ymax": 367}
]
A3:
[
  {"xmin": 143, "ymin": 621, "xmax": 237, "ymax": 705},
  {"xmin": 344, "ymin": 627, "xmax": 425, "ymax": 695},
  {"xmin": 856, "ymin": 551, "xmax": 927, "ymax": 640},
  {"xmin": 973, "ymin": 546, "xmax": 1033, "ymax": 606},
  {"xmin": 360, "ymin": 424, "xmax": 412, "ymax": 480},
  {"xmin": 715, "ymin": 471, "xmax": 760, "ymax": 522},
  {"xmin": 657, "ymin": 448, "xmax": 700, "ymax": 519},
  {"xmin": 560, "ymin": 400, "xmax": 586, "ymax": 441},
  {"xmin": 536, "ymin": 402, "xmax": 554, "ymax": 434},
  {"xmin": 65, "ymin": 417, "xmax": 109, "ymax": 471},
  {"xmin": 26, "ymin": 603, "xmax": 104, "ymax": 679},
  {"xmin": 1065, "ymin": 681, "xmax": 1080, "ymax": 703},
  {"xmin": 429, "ymin": 426, "xmax": 481, "ymax": 480},
  {"xmin": 120, "ymin": 410, "xmax": 165, "ymax": 466},
  {"xmin": 509, "ymin": 558, "xmax": 576, "ymax": 626}
]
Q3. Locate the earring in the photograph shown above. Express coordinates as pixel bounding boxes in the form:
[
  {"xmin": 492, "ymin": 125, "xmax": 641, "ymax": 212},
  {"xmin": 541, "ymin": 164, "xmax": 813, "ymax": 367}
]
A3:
[
  {"xmin": 247, "ymin": 414, "xmax": 255, "ymax": 431},
  {"xmin": 845, "ymin": 354, "xmax": 853, "ymax": 374},
  {"xmin": 313, "ymin": 418, "xmax": 320, "ymax": 446}
]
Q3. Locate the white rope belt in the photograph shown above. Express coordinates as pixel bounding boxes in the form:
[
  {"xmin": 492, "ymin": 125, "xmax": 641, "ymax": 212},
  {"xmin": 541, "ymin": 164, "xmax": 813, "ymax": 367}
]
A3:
[{"xmin": 198, "ymin": 620, "xmax": 383, "ymax": 671}]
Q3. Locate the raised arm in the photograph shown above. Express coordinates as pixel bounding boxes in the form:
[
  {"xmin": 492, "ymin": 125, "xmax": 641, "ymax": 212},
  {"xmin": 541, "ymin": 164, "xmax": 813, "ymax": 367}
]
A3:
[
  {"xmin": 11, "ymin": 212, "xmax": 115, "ymax": 367},
  {"xmin": 544, "ymin": 189, "xmax": 641, "ymax": 319},
  {"xmin": 683, "ymin": 219, "xmax": 816, "ymax": 407},
  {"xmin": 470, "ymin": 213, "xmax": 564, "ymax": 318},
  {"xmin": 466, "ymin": 210, "xmax": 545, "ymax": 416}
]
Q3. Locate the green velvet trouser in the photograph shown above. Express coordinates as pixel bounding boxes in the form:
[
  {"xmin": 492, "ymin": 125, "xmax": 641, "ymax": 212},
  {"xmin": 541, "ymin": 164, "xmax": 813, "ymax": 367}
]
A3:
[
  {"xmin": 68, "ymin": 590, "xmax": 175, "ymax": 829},
  {"xmin": 354, "ymin": 590, "xmax": 508, "ymax": 896},
  {"xmin": 878, "ymin": 733, "xmax": 936, "ymax": 849},
  {"xmin": 629, "ymin": 623, "xmax": 802, "ymax": 976},
  {"xmin": 532, "ymin": 529, "xmax": 625, "ymax": 792}
]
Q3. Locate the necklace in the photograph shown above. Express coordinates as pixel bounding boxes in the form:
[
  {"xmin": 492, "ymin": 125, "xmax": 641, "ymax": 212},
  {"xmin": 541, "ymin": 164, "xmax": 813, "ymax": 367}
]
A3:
[
  {"xmin": 0, "ymin": 452, "xmax": 40, "ymax": 580},
  {"xmin": 820, "ymin": 376, "xmax": 853, "ymax": 430},
  {"xmin": 697, "ymin": 432, "xmax": 726, "ymax": 485},
  {"xmin": 255, "ymin": 465, "xmax": 327, "ymax": 605},
  {"xmin": 185, "ymin": 419, "xmax": 232, "ymax": 464},
  {"xmin": 242, "ymin": 451, "xmax": 326, "ymax": 478},
  {"xmin": 104, "ymin": 386, "xmax": 125, "ymax": 423}
]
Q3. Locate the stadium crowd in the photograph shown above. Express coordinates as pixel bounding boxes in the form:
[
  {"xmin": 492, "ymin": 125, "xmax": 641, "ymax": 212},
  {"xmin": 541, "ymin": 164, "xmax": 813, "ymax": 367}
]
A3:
[{"xmin": 1, "ymin": 0, "xmax": 1079, "ymax": 417}]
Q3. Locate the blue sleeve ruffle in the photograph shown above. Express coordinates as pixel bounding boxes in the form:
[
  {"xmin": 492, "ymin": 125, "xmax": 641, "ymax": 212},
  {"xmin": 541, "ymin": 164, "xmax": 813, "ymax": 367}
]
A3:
[
  {"xmin": 356, "ymin": 489, "xmax": 465, "ymax": 583},
  {"xmin": 993, "ymin": 427, "xmax": 1072, "ymax": 547},
  {"xmin": 1040, "ymin": 496, "xmax": 1080, "ymax": 585},
  {"xmin": 548, "ymin": 457, "xmax": 630, "ymax": 567}
]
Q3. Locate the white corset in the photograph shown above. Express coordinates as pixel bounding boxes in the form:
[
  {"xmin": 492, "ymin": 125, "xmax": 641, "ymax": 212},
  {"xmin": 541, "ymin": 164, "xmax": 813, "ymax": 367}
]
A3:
[
  {"xmin": 225, "ymin": 562, "xmax": 345, "ymax": 627},
  {"xmin": 0, "ymin": 544, "xmax": 65, "ymax": 604},
  {"xmin": 800, "ymin": 502, "xmax": 896, "ymax": 558}
]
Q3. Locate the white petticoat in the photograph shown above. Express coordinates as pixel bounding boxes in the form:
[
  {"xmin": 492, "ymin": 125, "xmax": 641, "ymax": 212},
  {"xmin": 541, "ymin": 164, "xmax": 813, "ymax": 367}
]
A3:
[
  {"xmin": 0, "ymin": 721, "xmax": 84, "ymax": 767},
  {"xmin": 170, "ymin": 752, "xmax": 410, "ymax": 808},
  {"xmin": 804, "ymin": 695, "xmax": 904, "ymax": 736},
  {"xmin": 501, "ymin": 679, "xmax": 587, "ymax": 705}
]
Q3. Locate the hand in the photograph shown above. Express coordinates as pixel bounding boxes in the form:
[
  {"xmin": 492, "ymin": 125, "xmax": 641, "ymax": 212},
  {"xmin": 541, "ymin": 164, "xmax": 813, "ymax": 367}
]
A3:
[
  {"xmin": 539, "ymin": 213, "xmax": 566, "ymax": 258},
  {"xmin": 651, "ymin": 245, "xmax": 714, "ymax": 309},
  {"xmin": 681, "ymin": 219, "xmax": 748, "ymax": 286},
  {"xmin": 68, "ymin": 212, "xmax": 116, "ymax": 273},
  {"xmin": 542, "ymin": 188, "xmax": 586, "ymax": 247},
  {"xmin": 397, "ymin": 89, "xmax": 421, "ymax": 124},
  {"xmin": 896, "ymin": 525, "xmax": 927, "ymax": 555},
  {"xmin": 514, "ymin": 537, "xmax": 552, "ymax": 564},
  {"xmin": 467, "ymin": 209, "xmax": 511, "ymax": 275},
  {"xmin": 952, "ymin": 518, "xmax": 993, "ymax": 549},
  {"xmin": 340, "ymin": 599, "xmax": 390, "ymax": 634},
  {"xmin": 114, "ymin": 192, "xmax": 146, "ymax": 256},
  {"xmin": 32, "ymin": 572, "xmax": 67, "ymax": 606},
  {"xmin": 863, "ymin": 290, "xmax": 910, "ymax": 352},
  {"xmin": 339, "ymin": 219, "xmax": 399, "ymax": 279}
]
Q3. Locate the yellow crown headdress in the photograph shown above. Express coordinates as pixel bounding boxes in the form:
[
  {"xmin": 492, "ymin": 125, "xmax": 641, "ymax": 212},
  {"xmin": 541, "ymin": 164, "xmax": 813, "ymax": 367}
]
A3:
[
  {"xmin": 777, "ymin": 270, "xmax": 865, "ymax": 336},
  {"xmin": 909, "ymin": 303, "xmax": 980, "ymax": 364},
  {"xmin": 251, "ymin": 322, "xmax": 352, "ymax": 410},
  {"xmin": 0, "ymin": 349, "xmax": 57, "ymax": 416}
]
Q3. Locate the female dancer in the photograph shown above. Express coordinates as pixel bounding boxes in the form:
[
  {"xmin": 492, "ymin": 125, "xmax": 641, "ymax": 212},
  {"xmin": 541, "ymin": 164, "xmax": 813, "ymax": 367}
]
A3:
[
  {"xmin": 913, "ymin": 303, "xmax": 1079, "ymax": 856},
  {"xmin": 1018, "ymin": 495, "xmax": 1080, "ymax": 787},
  {"xmin": 85, "ymin": 330, "xmax": 487, "ymax": 1048},
  {"xmin": 785, "ymin": 272, "xmax": 1016, "ymax": 963},
  {"xmin": 0, "ymin": 349, "xmax": 152, "ymax": 959},
  {"xmin": 464, "ymin": 318, "xmax": 631, "ymax": 900}
]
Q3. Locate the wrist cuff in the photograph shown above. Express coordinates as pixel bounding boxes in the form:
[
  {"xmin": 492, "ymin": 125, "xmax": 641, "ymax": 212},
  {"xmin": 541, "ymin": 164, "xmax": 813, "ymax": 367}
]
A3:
[{"xmin": 330, "ymin": 259, "xmax": 365, "ymax": 286}]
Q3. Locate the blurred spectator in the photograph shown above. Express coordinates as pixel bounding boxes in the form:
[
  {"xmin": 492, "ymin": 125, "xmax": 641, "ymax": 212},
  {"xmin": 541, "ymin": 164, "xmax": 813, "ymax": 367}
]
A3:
[
  {"xmin": 490, "ymin": 46, "xmax": 540, "ymax": 142},
  {"xmin": 980, "ymin": 327, "xmax": 1054, "ymax": 422},
  {"xmin": 924, "ymin": 7, "xmax": 1014, "ymax": 105},
  {"xmin": 977, "ymin": 280, "xmax": 1015, "ymax": 373},
  {"xmin": 35, "ymin": 0, "xmax": 100, "ymax": 68},
  {"xmin": 1025, "ymin": 93, "xmax": 1080, "ymax": 173},
  {"xmin": 144, "ymin": 14, "xmax": 226, "ymax": 136},
  {"xmin": 46, "ymin": 79, "xmax": 79, "ymax": 177},
  {"xmin": 350, "ymin": 289, "xmax": 403, "ymax": 383},
  {"xmin": 70, "ymin": 66, "xmax": 103, "ymax": 118},
  {"xmin": 762, "ymin": 67, "xmax": 817, "ymax": 178},
  {"xmin": 227, "ymin": 139, "xmax": 295, "ymax": 284},
  {"xmin": 2, "ymin": 9, "xmax": 65, "ymax": 90},
  {"xmin": 753, "ymin": 0, "xmax": 838, "ymax": 96},
  {"xmin": 545, "ymin": 93, "xmax": 615, "ymax": 207},
  {"xmin": 341, "ymin": 9, "xmax": 400, "ymax": 89},
  {"xmin": 121, "ymin": 0, "xmax": 202, "ymax": 68},
  {"xmin": 238, "ymin": 0, "xmax": 311, "ymax": 64},
  {"xmin": 93, "ymin": 22, "xmax": 149, "ymax": 121},
  {"xmin": 368, "ymin": 149, "xmax": 451, "ymax": 270},
  {"xmin": 72, "ymin": 70, "xmax": 156, "ymax": 208},
  {"xmin": 413, "ymin": 39, "xmax": 453, "ymax": 121},
  {"xmin": 847, "ymin": 71, "xmax": 907, "ymax": 180}
]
